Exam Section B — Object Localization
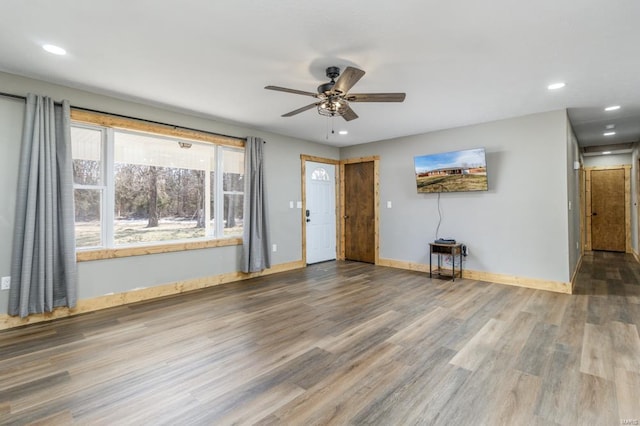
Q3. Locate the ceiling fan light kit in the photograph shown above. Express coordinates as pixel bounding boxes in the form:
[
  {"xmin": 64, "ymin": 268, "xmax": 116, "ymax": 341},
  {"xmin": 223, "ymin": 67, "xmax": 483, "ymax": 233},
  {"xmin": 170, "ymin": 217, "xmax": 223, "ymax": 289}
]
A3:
[
  {"xmin": 265, "ymin": 66, "xmax": 406, "ymax": 122},
  {"xmin": 317, "ymin": 98, "xmax": 350, "ymax": 118}
]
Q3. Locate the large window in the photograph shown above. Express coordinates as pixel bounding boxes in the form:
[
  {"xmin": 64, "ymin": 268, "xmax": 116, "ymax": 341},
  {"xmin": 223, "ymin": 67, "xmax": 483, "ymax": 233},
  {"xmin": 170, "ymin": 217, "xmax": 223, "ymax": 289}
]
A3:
[{"xmin": 71, "ymin": 121, "xmax": 244, "ymax": 251}]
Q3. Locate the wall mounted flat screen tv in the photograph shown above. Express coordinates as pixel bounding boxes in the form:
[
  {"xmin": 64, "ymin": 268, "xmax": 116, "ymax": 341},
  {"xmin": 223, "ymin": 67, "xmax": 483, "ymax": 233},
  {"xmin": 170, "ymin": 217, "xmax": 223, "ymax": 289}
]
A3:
[{"xmin": 414, "ymin": 147, "xmax": 488, "ymax": 193}]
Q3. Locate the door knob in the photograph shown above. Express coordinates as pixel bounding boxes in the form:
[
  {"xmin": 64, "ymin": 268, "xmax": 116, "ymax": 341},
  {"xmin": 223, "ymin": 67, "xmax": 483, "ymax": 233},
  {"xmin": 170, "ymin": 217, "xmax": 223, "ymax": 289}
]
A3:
[{"xmin": 592, "ymin": 212, "xmax": 598, "ymax": 216}]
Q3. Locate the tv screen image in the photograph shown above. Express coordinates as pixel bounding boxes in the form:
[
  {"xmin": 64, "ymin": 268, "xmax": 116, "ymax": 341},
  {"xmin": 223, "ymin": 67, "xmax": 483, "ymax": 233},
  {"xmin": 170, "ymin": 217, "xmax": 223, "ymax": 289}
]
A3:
[{"xmin": 414, "ymin": 148, "xmax": 488, "ymax": 193}]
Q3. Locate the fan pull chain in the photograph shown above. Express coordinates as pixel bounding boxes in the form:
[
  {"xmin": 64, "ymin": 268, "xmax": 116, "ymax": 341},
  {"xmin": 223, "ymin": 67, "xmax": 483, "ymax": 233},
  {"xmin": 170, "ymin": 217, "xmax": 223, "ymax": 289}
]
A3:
[
  {"xmin": 325, "ymin": 116, "xmax": 336, "ymax": 140},
  {"xmin": 326, "ymin": 116, "xmax": 330, "ymax": 140}
]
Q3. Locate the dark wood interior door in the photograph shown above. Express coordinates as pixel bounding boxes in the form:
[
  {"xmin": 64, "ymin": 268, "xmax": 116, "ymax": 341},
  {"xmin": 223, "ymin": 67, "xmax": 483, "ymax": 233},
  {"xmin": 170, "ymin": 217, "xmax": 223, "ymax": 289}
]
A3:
[
  {"xmin": 344, "ymin": 161, "xmax": 375, "ymax": 263},
  {"xmin": 591, "ymin": 168, "xmax": 625, "ymax": 252}
]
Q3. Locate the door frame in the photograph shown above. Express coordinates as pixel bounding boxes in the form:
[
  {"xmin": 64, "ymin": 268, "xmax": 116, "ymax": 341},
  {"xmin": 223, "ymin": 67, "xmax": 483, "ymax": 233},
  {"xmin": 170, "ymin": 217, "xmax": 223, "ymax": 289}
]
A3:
[
  {"xmin": 300, "ymin": 154, "xmax": 380, "ymax": 265},
  {"xmin": 339, "ymin": 156, "xmax": 380, "ymax": 263},
  {"xmin": 584, "ymin": 164, "xmax": 631, "ymax": 253},
  {"xmin": 300, "ymin": 155, "xmax": 340, "ymax": 265}
]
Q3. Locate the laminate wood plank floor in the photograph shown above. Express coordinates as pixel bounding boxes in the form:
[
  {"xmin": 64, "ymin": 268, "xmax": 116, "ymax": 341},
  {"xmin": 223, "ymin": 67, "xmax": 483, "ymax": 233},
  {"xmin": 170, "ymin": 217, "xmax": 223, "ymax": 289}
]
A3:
[{"xmin": 1, "ymin": 251, "xmax": 640, "ymax": 425}]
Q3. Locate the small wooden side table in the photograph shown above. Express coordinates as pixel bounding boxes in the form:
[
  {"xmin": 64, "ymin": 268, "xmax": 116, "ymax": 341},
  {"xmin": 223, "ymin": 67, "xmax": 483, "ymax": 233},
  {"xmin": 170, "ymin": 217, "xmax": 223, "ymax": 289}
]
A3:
[{"xmin": 429, "ymin": 243, "xmax": 463, "ymax": 281}]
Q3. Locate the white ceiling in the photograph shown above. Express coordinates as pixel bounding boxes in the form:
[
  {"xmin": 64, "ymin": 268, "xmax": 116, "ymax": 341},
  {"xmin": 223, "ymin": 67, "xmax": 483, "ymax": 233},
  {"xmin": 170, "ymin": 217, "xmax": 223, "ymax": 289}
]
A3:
[{"xmin": 1, "ymin": 0, "xmax": 639, "ymax": 149}]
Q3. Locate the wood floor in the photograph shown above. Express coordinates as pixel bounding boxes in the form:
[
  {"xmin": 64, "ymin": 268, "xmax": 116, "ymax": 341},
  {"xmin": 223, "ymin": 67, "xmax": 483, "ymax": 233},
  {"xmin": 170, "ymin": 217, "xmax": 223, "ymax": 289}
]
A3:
[{"xmin": 1, "ymin": 251, "xmax": 639, "ymax": 425}]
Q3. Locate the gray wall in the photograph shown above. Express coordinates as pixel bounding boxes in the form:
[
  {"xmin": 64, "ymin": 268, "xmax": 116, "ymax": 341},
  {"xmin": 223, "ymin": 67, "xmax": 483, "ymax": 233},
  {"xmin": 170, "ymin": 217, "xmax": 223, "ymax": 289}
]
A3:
[
  {"xmin": 341, "ymin": 110, "xmax": 572, "ymax": 283},
  {"xmin": 0, "ymin": 72, "xmax": 339, "ymax": 314},
  {"xmin": 0, "ymin": 97, "xmax": 23, "ymax": 315},
  {"xmin": 566, "ymin": 119, "xmax": 581, "ymax": 278}
]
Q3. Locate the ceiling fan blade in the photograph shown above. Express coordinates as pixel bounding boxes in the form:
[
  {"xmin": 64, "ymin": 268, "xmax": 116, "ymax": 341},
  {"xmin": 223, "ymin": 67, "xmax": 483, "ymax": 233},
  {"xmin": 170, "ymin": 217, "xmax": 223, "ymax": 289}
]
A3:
[
  {"xmin": 341, "ymin": 105, "xmax": 359, "ymax": 121},
  {"xmin": 265, "ymin": 86, "xmax": 318, "ymax": 97},
  {"xmin": 282, "ymin": 102, "xmax": 319, "ymax": 117},
  {"xmin": 347, "ymin": 93, "xmax": 406, "ymax": 102},
  {"xmin": 333, "ymin": 67, "xmax": 366, "ymax": 94}
]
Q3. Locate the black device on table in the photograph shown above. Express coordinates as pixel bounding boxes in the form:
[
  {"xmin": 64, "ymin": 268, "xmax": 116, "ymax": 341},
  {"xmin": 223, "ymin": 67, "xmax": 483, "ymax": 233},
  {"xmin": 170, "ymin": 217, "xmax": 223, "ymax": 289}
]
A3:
[{"xmin": 434, "ymin": 238, "xmax": 456, "ymax": 244}]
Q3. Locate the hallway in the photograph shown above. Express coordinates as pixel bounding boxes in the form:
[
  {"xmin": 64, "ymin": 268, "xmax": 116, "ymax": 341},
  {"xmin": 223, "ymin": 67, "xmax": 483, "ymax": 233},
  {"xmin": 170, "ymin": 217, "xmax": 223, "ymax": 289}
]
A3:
[{"xmin": 575, "ymin": 251, "xmax": 640, "ymax": 298}]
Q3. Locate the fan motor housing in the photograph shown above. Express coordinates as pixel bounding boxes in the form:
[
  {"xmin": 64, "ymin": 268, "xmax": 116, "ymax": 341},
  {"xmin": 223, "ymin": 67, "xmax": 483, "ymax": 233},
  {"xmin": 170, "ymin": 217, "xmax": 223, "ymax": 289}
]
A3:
[
  {"xmin": 318, "ymin": 66, "xmax": 341, "ymax": 94},
  {"xmin": 317, "ymin": 81, "xmax": 335, "ymax": 94}
]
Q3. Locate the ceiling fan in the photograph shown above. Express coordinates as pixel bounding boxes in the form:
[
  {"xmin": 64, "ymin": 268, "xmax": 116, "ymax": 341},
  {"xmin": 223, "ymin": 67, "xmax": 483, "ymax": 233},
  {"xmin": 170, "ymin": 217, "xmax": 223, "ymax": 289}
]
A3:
[{"xmin": 265, "ymin": 66, "xmax": 406, "ymax": 121}]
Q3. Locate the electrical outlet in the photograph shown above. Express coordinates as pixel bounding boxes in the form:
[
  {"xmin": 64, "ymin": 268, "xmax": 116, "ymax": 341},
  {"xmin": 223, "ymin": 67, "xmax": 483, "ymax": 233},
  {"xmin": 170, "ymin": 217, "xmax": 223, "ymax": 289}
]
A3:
[
  {"xmin": 272, "ymin": 244, "xmax": 277, "ymax": 252},
  {"xmin": 1, "ymin": 276, "xmax": 10, "ymax": 290}
]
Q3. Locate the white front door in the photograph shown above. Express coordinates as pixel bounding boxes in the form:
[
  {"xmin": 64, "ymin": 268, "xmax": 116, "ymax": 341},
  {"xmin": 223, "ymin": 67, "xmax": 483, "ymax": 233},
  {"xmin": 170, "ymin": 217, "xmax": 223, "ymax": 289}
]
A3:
[{"xmin": 305, "ymin": 161, "xmax": 336, "ymax": 264}]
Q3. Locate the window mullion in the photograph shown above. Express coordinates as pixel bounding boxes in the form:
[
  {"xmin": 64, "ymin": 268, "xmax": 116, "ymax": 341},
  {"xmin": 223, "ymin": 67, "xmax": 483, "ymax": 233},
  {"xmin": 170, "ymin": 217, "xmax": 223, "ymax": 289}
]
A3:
[
  {"xmin": 104, "ymin": 127, "xmax": 115, "ymax": 248},
  {"xmin": 204, "ymin": 149, "xmax": 212, "ymax": 238},
  {"xmin": 215, "ymin": 145, "xmax": 225, "ymax": 238}
]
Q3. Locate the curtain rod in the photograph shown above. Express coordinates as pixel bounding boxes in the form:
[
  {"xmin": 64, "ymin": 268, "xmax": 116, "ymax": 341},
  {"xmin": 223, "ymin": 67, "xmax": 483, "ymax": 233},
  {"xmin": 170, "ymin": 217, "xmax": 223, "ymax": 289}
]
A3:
[{"xmin": 0, "ymin": 91, "xmax": 249, "ymax": 142}]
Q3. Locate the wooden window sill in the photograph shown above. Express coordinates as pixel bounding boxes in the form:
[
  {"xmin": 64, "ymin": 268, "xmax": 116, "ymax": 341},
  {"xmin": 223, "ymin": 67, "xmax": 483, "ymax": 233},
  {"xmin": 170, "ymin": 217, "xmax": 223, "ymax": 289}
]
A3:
[{"xmin": 76, "ymin": 237, "xmax": 243, "ymax": 262}]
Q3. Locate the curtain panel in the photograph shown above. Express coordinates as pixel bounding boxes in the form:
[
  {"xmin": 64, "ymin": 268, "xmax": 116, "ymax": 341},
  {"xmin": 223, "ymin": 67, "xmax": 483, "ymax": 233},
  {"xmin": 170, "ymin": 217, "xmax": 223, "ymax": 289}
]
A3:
[
  {"xmin": 9, "ymin": 94, "xmax": 78, "ymax": 317},
  {"xmin": 241, "ymin": 137, "xmax": 271, "ymax": 273}
]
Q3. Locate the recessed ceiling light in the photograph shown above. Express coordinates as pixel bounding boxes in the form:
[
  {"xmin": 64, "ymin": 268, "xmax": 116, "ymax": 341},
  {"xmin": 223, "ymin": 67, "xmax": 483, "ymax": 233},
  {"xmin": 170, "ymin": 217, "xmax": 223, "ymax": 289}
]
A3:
[
  {"xmin": 603, "ymin": 131, "xmax": 616, "ymax": 136},
  {"xmin": 42, "ymin": 44, "xmax": 66, "ymax": 55},
  {"xmin": 547, "ymin": 82, "xmax": 566, "ymax": 90},
  {"xmin": 602, "ymin": 151, "xmax": 612, "ymax": 155},
  {"xmin": 338, "ymin": 130, "xmax": 348, "ymax": 135},
  {"xmin": 605, "ymin": 124, "xmax": 615, "ymax": 129},
  {"xmin": 605, "ymin": 105, "xmax": 621, "ymax": 111}
]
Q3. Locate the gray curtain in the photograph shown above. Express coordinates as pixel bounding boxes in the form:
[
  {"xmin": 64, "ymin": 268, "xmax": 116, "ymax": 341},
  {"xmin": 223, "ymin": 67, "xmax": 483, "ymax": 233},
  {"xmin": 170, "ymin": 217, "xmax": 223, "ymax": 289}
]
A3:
[
  {"xmin": 241, "ymin": 136, "xmax": 271, "ymax": 273},
  {"xmin": 9, "ymin": 94, "xmax": 78, "ymax": 317}
]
